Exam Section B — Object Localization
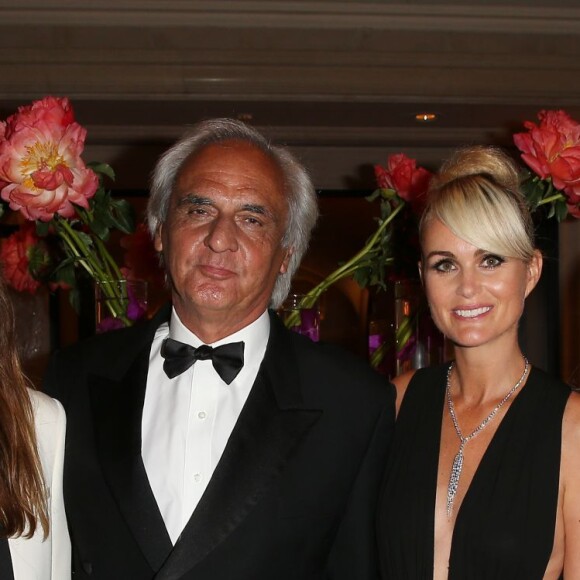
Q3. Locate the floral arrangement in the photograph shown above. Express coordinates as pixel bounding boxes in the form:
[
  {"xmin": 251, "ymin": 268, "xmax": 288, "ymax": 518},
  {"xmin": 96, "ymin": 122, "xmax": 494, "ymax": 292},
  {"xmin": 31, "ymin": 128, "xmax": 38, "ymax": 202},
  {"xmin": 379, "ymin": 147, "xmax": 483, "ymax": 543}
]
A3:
[
  {"xmin": 288, "ymin": 108, "xmax": 580, "ymax": 372},
  {"xmin": 285, "ymin": 153, "xmax": 432, "ymax": 370},
  {"xmin": 0, "ymin": 96, "xmax": 142, "ymax": 329},
  {"xmin": 2, "ymin": 97, "xmax": 578, "ymax": 342},
  {"xmin": 292, "ymin": 153, "xmax": 431, "ymax": 314},
  {"xmin": 514, "ymin": 109, "xmax": 580, "ymax": 220}
]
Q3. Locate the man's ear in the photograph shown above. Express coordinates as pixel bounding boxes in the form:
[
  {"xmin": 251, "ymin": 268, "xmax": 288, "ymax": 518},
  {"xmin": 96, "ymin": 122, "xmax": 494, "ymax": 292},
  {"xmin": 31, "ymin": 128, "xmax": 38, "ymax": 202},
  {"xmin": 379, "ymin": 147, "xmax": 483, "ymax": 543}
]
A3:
[
  {"xmin": 524, "ymin": 250, "xmax": 543, "ymax": 298},
  {"xmin": 154, "ymin": 225, "xmax": 163, "ymax": 253},
  {"xmin": 279, "ymin": 247, "xmax": 294, "ymax": 275}
]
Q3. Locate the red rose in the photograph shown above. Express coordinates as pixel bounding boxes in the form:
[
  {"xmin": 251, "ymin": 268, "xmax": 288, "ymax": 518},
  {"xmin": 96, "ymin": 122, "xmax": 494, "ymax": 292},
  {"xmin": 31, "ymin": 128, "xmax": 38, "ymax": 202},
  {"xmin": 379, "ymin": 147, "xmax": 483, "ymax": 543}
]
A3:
[
  {"xmin": 514, "ymin": 110, "xmax": 580, "ymax": 216},
  {"xmin": 374, "ymin": 153, "xmax": 432, "ymax": 214},
  {"xmin": 0, "ymin": 96, "xmax": 99, "ymax": 222},
  {"xmin": 0, "ymin": 223, "xmax": 43, "ymax": 293}
]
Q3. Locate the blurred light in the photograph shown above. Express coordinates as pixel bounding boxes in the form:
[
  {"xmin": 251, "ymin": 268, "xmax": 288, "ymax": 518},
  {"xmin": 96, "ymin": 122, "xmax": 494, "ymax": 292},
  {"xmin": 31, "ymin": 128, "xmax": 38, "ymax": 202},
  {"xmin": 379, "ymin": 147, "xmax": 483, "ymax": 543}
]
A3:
[{"xmin": 415, "ymin": 112, "xmax": 437, "ymax": 122}]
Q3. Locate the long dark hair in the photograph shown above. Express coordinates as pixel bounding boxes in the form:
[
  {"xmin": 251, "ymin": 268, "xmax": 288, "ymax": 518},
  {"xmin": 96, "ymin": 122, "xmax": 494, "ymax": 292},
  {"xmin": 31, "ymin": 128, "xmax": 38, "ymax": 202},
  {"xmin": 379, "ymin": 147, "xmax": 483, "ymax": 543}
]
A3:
[{"xmin": 0, "ymin": 277, "xmax": 48, "ymax": 538}]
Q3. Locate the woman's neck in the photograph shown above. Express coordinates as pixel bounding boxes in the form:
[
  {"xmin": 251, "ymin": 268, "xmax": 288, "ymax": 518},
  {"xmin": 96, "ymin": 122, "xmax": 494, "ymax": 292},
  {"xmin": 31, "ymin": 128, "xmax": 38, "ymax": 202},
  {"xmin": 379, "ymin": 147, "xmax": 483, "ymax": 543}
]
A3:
[{"xmin": 451, "ymin": 344, "xmax": 528, "ymax": 405}]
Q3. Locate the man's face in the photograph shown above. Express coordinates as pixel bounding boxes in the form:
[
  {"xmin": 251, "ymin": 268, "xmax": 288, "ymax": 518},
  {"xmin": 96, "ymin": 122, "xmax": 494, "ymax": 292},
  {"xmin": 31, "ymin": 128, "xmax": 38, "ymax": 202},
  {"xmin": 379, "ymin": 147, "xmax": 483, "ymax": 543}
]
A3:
[{"xmin": 155, "ymin": 140, "xmax": 292, "ymax": 338}]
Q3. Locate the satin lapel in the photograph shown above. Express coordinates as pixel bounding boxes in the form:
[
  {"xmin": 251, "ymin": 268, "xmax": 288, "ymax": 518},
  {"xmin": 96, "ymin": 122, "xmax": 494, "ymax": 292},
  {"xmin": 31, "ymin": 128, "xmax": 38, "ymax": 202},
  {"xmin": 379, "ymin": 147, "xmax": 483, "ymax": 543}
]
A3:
[
  {"xmin": 155, "ymin": 315, "xmax": 321, "ymax": 580},
  {"xmin": 89, "ymin": 344, "xmax": 173, "ymax": 572}
]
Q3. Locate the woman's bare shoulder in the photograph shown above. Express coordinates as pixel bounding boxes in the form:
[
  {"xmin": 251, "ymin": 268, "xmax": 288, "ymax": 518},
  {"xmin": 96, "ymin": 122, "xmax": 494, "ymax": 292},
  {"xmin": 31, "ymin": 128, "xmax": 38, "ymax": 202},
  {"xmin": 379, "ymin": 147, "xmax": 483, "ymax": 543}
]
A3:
[
  {"xmin": 562, "ymin": 389, "xmax": 580, "ymax": 437},
  {"xmin": 561, "ymin": 390, "xmax": 580, "ymax": 576}
]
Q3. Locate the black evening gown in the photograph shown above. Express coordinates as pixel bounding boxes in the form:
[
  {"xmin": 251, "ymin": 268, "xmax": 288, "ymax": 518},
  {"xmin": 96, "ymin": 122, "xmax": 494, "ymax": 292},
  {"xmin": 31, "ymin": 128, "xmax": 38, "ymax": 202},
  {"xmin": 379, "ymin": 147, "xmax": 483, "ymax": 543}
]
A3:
[{"xmin": 378, "ymin": 364, "xmax": 570, "ymax": 579}]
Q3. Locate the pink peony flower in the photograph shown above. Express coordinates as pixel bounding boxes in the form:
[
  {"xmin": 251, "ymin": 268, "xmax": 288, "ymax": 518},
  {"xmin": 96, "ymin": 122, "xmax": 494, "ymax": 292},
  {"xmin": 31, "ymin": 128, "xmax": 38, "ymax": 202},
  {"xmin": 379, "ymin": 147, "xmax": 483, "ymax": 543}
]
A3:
[
  {"xmin": 514, "ymin": 109, "xmax": 580, "ymax": 216},
  {"xmin": 0, "ymin": 223, "xmax": 43, "ymax": 293},
  {"xmin": 0, "ymin": 96, "xmax": 99, "ymax": 222},
  {"xmin": 374, "ymin": 153, "xmax": 432, "ymax": 214}
]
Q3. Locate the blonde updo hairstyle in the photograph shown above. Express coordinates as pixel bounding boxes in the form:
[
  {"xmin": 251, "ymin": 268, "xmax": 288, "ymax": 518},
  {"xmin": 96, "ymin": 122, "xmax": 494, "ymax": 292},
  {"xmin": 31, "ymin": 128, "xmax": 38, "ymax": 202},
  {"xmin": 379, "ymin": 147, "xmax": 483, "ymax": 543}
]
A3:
[{"xmin": 419, "ymin": 146, "xmax": 536, "ymax": 262}]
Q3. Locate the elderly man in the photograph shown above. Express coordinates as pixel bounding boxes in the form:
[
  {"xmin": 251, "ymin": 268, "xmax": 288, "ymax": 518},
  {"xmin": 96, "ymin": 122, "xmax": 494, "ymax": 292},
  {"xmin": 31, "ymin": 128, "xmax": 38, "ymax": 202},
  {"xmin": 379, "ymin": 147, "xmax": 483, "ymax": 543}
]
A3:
[{"xmin": 44, "ymin": 119, "xmax": 394, "ymax": 580}]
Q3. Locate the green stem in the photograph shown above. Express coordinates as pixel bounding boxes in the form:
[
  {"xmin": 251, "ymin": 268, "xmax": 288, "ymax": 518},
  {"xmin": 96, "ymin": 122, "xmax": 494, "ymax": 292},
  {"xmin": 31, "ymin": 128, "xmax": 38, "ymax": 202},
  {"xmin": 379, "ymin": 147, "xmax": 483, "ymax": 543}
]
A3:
[
  {"xmin": 94, "ymin": 237, "xmax": 124, "ymax": 282},
  {"xmin": 303, "ymin": 203, "xmax": 404, "ymax": 301},
  {"xmin": 54, "ymin": 217, "xmax": 130, "ymax": 324},
  {"xmin": 368, "ymin": 300, "xmax": 421, "ymax": 371},
  {"xmin": 537, "ymin": 192, "xmax": 566, "ymax": 205},
  {"xmin": 370, "ymin": 339, "xmax": 391, "ymax": 369},
  {"xmin": 282, "ymin": 202, "xmax": 404, "ymax": 327},
  {"xmin": 53, "ymin": 221, "xmax": 94, "ymax": 278}
]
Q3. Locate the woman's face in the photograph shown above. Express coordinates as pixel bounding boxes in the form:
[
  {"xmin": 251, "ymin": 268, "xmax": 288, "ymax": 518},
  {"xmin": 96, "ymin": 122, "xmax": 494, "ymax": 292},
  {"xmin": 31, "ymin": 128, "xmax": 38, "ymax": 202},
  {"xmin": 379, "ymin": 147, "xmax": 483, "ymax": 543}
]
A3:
[{"xmin": 420, "ymin": 218, "xmax": 542, "ymax": 350}]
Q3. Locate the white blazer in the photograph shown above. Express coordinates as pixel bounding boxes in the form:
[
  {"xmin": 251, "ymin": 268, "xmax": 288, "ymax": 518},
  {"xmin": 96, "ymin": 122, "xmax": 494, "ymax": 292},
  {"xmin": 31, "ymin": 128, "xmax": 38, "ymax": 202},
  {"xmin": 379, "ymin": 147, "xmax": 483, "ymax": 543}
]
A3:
[{"xmin": 8, "ymin": 390, "xmax": 71, "ymax": 580}]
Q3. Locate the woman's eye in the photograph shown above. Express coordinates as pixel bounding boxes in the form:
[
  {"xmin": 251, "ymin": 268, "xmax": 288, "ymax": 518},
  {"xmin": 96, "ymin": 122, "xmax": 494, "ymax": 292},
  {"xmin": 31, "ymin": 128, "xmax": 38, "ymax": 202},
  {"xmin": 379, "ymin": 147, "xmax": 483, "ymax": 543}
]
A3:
[
  {"xmin": 481, "ymin": 254, "xmax": 505, "ymax": 269},
  {"xmin": 432, "ymin": 259, "xmax": 455, "ymax": 273}
]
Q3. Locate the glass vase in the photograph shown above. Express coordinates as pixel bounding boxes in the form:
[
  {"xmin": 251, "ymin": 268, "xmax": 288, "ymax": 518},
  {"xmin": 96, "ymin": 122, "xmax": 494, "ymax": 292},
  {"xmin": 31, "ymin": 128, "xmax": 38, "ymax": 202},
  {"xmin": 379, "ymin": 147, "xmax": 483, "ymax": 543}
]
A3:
[
  {"xmin": 279, "ymin": 293, "xmax": 320, "ymax": 342},
  {"xmin": 95, "ymin": 279, "xmax": 148, "ymax": 333},
  {"xmin": 368, "ymin": 279, "xmax": 446, "ymax": 378}
]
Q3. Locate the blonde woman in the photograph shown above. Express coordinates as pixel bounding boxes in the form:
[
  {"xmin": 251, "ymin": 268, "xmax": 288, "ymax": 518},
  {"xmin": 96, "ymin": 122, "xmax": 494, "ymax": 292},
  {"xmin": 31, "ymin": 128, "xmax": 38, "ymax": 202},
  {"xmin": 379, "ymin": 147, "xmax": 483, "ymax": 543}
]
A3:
[
  {"xmin": 0, "ymin": 277, "xmax": 70, "ymax": 579},
  {"xmin": 378, "ymin": 146, "xmax": 580, "ymax": 578}
]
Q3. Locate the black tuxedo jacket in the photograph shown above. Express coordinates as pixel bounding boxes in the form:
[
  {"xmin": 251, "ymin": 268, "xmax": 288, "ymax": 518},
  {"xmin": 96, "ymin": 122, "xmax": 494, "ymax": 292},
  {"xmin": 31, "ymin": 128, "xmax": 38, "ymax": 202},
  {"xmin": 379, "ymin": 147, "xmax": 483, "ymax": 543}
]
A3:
[{"xmin": 44, "ymin": 307, "xmax": 394, "ymax": 579}]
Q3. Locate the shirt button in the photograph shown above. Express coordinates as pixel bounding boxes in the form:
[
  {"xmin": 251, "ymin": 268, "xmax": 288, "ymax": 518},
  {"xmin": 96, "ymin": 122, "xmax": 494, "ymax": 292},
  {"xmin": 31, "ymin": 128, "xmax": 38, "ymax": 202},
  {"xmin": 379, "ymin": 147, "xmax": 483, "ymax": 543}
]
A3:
[
  {"xmin": 198, "ymin": 411, "xmax": 207, "ymax": 420},
  {"xmin": 194, "ymin": 473, "xmax": 202, "ymax": 483}
]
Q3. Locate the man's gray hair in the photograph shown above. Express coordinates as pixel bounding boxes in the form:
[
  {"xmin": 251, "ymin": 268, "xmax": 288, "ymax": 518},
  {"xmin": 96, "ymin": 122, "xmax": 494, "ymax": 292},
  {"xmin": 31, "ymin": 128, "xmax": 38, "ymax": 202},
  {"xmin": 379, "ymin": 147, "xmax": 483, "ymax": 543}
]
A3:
[{"xmin": 147, "ymin": 118, "xmax": 319, "ymax": 308}]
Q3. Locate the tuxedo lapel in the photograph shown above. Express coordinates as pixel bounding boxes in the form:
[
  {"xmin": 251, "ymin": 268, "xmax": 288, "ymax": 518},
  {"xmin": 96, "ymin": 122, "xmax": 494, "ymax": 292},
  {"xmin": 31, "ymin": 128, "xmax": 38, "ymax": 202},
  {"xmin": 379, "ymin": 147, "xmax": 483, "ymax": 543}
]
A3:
[
  {"xmin": 89, "ymin": 330, "xmax": 173, "ymax": 573},
  {"xmin": 155, "ymin": 313, "xmax": 321, "ymax": 580}
]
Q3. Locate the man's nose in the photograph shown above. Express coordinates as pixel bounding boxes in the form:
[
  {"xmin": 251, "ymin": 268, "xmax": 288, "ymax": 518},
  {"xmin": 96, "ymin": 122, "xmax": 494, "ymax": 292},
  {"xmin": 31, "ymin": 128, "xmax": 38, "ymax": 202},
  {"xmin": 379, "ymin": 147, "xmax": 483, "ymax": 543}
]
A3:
[{"xmin": 204, "ymin": 216, "xmax": 239, "ymax": 252}]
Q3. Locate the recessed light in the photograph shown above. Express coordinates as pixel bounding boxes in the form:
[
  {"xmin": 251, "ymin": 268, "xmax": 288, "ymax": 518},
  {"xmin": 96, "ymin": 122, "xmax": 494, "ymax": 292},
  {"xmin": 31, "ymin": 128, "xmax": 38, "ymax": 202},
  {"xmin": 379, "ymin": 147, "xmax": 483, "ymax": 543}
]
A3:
[
  {"xmin": 236, "ymin": 113, "xmax": 253, "ymax": 122},
  {"xmin": 415, "ymin": 113, "xmax": 437, "ymax": 123}
]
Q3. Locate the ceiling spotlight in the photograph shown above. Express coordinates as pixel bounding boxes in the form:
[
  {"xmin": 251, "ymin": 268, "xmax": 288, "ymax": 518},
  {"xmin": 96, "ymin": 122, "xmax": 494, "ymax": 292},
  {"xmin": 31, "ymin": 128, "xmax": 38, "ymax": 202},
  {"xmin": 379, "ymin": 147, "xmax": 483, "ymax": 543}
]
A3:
[
  {"xmin": 236, "ymin": 112, "xmax": 253, "ymax": 122},
  {"xmin": 415, "ymin": 113, "xmax": 437, "ymax": 123}
]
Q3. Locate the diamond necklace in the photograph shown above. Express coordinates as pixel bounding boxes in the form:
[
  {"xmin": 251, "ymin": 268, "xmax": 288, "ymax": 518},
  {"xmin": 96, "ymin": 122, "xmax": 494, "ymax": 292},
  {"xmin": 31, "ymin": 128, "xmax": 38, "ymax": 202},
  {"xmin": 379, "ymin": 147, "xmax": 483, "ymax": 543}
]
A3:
[{"xmin": 445, "ymin": 356, "xmax": 530, "ymax": 518}]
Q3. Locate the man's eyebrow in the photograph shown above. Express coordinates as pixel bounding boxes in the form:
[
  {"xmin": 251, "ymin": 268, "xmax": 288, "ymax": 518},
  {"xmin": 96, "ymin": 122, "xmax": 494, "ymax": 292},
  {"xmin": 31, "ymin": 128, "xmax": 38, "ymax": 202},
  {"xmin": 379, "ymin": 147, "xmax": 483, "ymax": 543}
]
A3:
[
  {"xmin": 176, "ymin": 196, "xmax": 276, "ymax": 219},
  {"xmin": 242, "ymin": 203, "xmax": 268, "ymax": 216},
  {"xmin": 177, "ymin": 194, "xmax": 212, "ymax": 207}
]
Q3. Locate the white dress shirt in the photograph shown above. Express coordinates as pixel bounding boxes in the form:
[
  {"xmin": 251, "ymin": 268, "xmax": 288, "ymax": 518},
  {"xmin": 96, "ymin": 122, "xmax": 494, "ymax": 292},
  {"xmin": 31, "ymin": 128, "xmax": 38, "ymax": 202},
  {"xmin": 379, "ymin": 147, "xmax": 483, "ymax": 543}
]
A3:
[{"xmin": 142, "ymin": 308, "xmax": 270, "ymax": 544}]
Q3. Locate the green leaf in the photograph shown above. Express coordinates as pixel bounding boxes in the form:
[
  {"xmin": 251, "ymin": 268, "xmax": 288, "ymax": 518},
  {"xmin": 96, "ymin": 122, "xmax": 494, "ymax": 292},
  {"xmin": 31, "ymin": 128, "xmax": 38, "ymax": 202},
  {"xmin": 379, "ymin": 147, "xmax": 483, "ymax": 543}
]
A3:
[
  {"xmin": 365, "ymin": 188, "xmax": 382, "ymax": 203},
  {"xmin": 90, "ymin": 213, "xmax": 112, "ymax": 241},
  {"xmin": 52, "ymin": 260, "xmax": 77, "ymax": 289},
  {"xmin": 555, "ymin": 199, "xmax": 569, "ymax": 222},
  {"xmin": 28, "ymin": 242, "xmax": 52, "ymax": 279},
  {"xmin": 521, "ymin": 175, "xmax": 545, "ymax": 210},
  {"xmin": 110, "ymin": 198, "xmax": 136, "ymax": 233},
  {"xmin": 76, "ymin": 230, "xmax": 95, "ymax": 251},
  {"xmin": 88, "ymin": 162, "xmax": 116, "ymax": 182},
  {"xmin": 353, "ymin": 267, "xmax": 371, "ymax": 288},
  {"xmin": 35, "ymin": 220, "xmax": 51, "ymax": 237}
]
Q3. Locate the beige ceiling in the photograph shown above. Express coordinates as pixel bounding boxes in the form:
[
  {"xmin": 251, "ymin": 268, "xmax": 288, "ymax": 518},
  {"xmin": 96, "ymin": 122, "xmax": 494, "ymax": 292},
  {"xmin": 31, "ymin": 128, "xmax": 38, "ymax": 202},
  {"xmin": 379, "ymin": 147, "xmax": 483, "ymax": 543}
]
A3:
[{"xmin": 1, "ymin": 0, "xmax": 580, "ymax": 183}]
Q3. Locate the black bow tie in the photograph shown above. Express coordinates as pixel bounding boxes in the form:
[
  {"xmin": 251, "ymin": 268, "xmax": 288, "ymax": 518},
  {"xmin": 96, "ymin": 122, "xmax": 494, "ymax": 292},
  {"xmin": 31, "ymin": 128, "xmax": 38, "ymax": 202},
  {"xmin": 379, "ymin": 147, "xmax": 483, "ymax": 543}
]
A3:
[{"xmin": 161, "ymin": 338, "xmax": 245, "ymax": 384}]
